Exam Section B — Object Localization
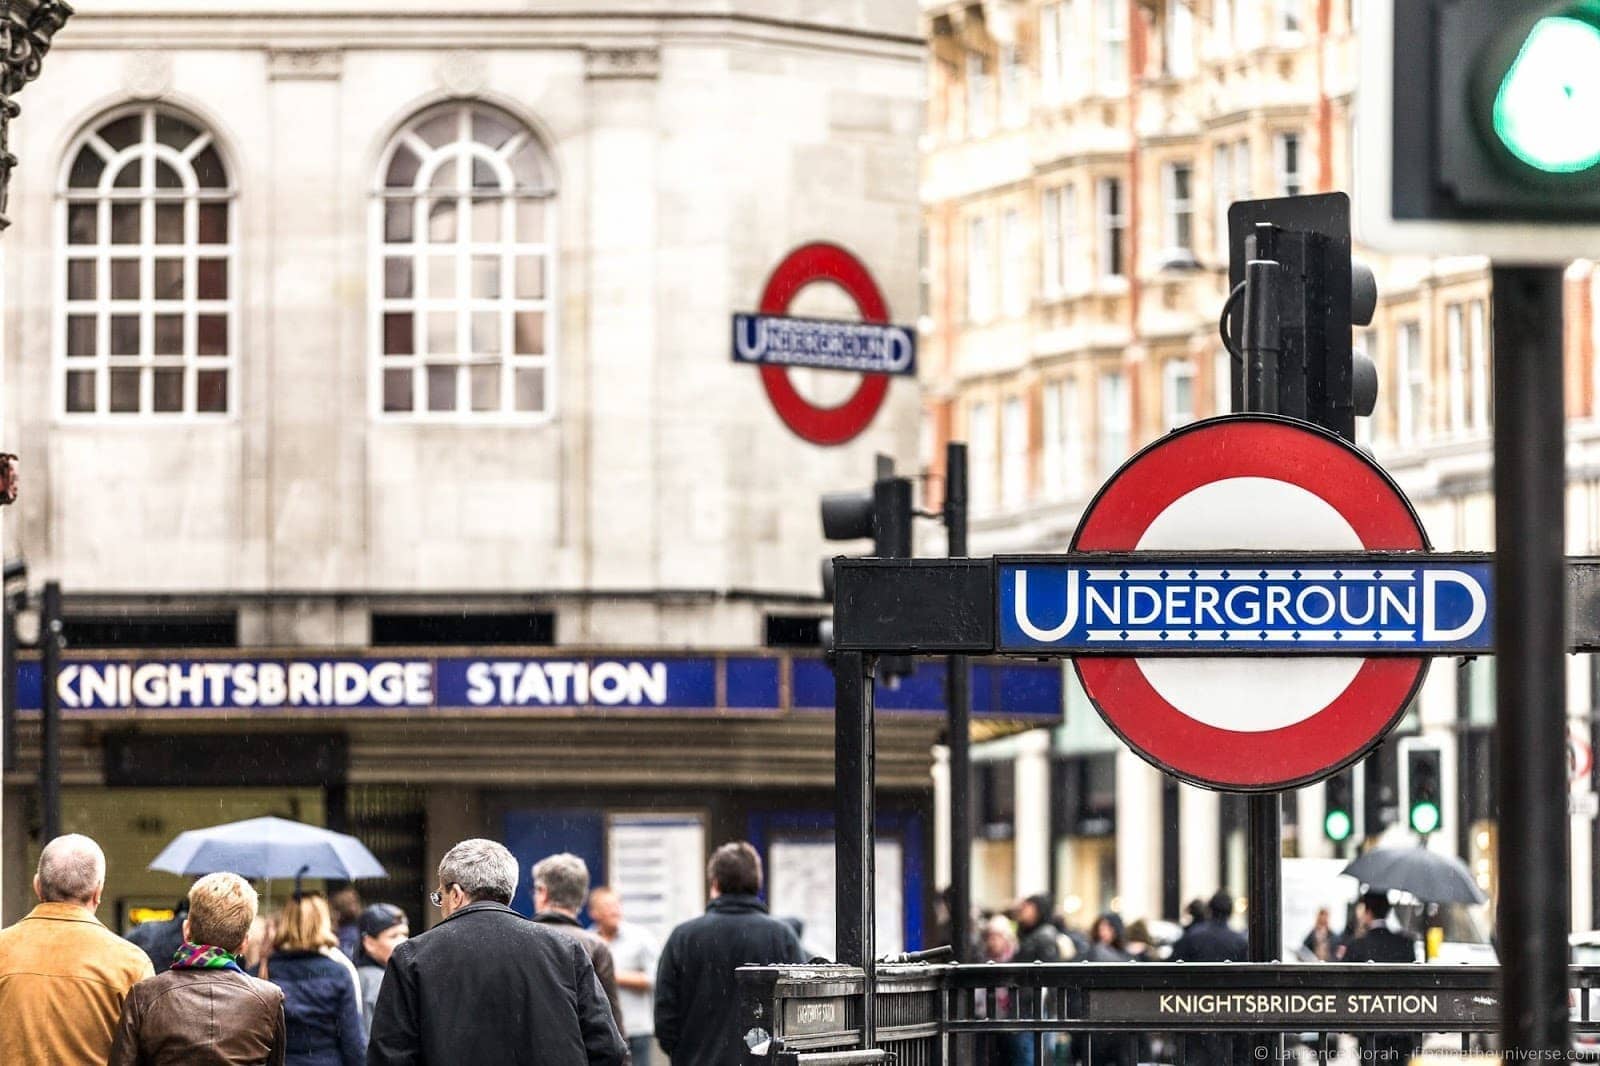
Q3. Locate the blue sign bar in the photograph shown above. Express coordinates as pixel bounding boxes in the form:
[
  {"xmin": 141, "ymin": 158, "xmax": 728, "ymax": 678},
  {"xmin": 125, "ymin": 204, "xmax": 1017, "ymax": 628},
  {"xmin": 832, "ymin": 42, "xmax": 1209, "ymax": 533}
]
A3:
[
  {"xmin": 731, "ymin": 312, "xmax": 917, "ymax": 376},
  {"xmin": 998, "ymin": 555, "xmax": 1494, "ymax": 655},
  {"xmin": 15, "ymin": 652, "xmax": 1061, "ymax": 720}
]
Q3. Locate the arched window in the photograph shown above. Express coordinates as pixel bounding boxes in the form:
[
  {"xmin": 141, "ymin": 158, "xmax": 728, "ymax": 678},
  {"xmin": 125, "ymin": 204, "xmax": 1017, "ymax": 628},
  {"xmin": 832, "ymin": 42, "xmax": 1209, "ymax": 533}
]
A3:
[
  {"xmin": 373, "ymin": 102, "xmax": 555, "ymax": 418},
  {"xmin": 60, "ymin": 106, "xmax": 234, "ymax": 416}
]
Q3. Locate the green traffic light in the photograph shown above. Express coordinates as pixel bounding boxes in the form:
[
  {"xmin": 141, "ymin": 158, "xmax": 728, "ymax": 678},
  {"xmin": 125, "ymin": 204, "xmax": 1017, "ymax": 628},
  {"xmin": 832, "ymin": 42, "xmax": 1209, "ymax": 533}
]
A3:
[
  {"xmin": 1324, "ymin": 808, "xmax": 1353, "ymax": 843},
  {"xmin": 1410, "ymin": 801, "xmax": 1441, "ymax": 836},
  {"xmin": 1492, "ymin": 14, "xmax": 1600, "ymax": 175}
]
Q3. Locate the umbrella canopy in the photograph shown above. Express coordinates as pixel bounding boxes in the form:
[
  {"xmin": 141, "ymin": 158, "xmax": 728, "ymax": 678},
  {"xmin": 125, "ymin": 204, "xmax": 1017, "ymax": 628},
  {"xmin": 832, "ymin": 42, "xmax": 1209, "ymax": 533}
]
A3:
[
  {"xmin": 1340, "ymin": 845, "xmax": 1487, "ymax": 905},
  {"xmin": 149, "ymin": 816, "xmax": 386, "ymax": 882}
]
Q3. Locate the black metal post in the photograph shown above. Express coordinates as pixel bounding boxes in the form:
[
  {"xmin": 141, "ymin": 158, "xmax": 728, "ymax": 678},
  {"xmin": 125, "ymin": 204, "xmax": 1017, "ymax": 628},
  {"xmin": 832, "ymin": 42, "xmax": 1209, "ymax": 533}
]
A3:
[
  {"xmin": 1591, "ymin": 656, "xmax": 1600, "ymax": 934},
  {"xmin": 945, "ymin": 442, "xmax": 972, "ymax": 962},
  {"xmin": 40, "ymin": 580, "xmax": 61, "ymax": 843},
  {"xmin": 1492, "ymin": 264, "xmax": 1570, "ymax": 1056},
  {"xmin": 2, "ymin": 590, "xmax": 16, "ymax": 774},
  {"xmin": 833, "ymin": 649, "xmax": 876, "ymax": 1043}
]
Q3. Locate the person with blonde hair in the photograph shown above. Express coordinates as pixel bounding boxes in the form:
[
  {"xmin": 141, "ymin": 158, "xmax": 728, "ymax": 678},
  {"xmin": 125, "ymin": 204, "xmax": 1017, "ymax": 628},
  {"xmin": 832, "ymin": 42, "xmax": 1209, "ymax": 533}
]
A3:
[
  {"xmin": 109, "ymin": 872, "xmax": 286, "ymax": 1064},
  {"xmin": 264, "ymin": 893, "xmax": 364, "ymax": 1066}
]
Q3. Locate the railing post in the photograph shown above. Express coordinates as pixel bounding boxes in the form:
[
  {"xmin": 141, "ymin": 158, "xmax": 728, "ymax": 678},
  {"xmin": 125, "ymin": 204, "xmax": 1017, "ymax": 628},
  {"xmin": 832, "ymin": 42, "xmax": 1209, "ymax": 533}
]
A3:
[{"xmin": 834, "ymin": 649, "xmax": 876, "ymax": 1046}]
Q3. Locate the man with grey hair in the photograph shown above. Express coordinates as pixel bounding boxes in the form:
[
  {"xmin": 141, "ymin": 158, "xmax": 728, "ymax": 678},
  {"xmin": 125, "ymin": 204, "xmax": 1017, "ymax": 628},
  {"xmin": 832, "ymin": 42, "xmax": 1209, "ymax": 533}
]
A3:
[
  {"xmin": 368, "ymin": 838, "xmax": 624, "ymax": 1065},
  {"xmin": 0, "ymin": 834, "xmax": 154, "ymax": 1064},
  {"xmin": 533, "ymin": 852, "xmax": 624, "ymax": 1040}
]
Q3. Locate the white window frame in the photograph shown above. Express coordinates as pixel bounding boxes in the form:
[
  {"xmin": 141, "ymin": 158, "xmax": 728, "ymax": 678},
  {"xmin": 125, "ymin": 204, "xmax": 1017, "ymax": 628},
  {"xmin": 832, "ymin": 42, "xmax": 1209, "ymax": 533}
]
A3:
[
  {"xmin": 1001, "ymin": 208, "xmax": 1027, "ymax": 318},
  {"xmin": 1097, "ymin": 0, "xmax": 1128, "ymax": 93},
  {"xmin": 1041, "ymin": 187, "xmax": 1063, "ymax": 296},
  {"xmin": 967, "ymin": 214, "xmax": 993, "ymax": 323},
  {"xmin": 1097, "ymin": 371, "xmax": 1129, "ymax": 479},
  {"xmin": 1040, "ymin": 3, "xmax": 1063, "ymax": 102},
  {"xmin": 1000, "ymin": 45, "xmax": 1027, "ymax": 127},
  {"xmin": 1274, "ymin": 131, "xmax": 1304, "ymax": 196},
  {"xmin": 1001, "ymin": 395, "xmax": 1028, "ymax": 509},
  {"xmin": 1165, "ymin": 0, "xmax": 1197, "ymax": 77},
  {"xmin": 1469, "ymin": 299, "xmax": 1489, "ymax": 431},
  {"xmin": 966, "ymin": 52, "xmax": 993, "ymax": 138},
  {"xmin": 1060, "ymin": 377, "xmax": 1084, "ymax": 495},
  {"xmin": 969, "ymin": 400, "xmax": 997, "ymax": 515},
  {"xmin": 1212, "ymin": 0, "xmax": 1235, "ymax": 56},
  {"xmin": 1042, "ymin": 381, "xmax": 1063, "ymax": 497},
  {"xmin": 1213, "ymin": 144, "xmax": 1233, "ymax": 263},
  {"xmin": 1063, "ymin": 183, "xmax": 1086, "ymax": 293},
  {"xmin": 1097, "ymin": 177, "xmax": 1126, "ymax": 281},
  {"xmin": 1162, "ymin": 161, "xmax": 1195, "ymax": 255},
  {"xmin": 371, "ymin": 103, "xmax": 558, "ymax": 422},
  {"xmin": 1214, "ymin": 348, "xmax": 1235, "ymax": 416},
  {"xmin": 1445, "ymin": 303, "xmax": 1466, "ymax": 433},
  {"xmin": 1397, "ymin": 320, "xmax": 1425, "ymax": 445},
  {"xmin": 1163, "ymin": 358, "xmax": 1196, "ymax": 429},
  {"xmin": 58, "ymin": 105, "xmax": 238, "ymax": 420},
  {"xmin": 1277, "ymin": 0, "xmax": 1303, "ymax": 36}
]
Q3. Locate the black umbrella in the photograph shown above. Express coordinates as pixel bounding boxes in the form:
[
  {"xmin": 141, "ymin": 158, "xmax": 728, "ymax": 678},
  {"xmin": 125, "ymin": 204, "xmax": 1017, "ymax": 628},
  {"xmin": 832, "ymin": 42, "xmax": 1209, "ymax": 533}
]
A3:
[{"xmin": 1340, "ymin": 845, "xmax": 1487, "ymax": 904}]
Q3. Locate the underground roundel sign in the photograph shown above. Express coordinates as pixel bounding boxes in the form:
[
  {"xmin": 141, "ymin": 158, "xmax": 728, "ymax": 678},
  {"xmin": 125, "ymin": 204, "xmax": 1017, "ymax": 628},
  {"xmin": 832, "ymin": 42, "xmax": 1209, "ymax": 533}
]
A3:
[{"xmin": 1061, "ymin": 416, "xmax": 1429, "ymax": 792}]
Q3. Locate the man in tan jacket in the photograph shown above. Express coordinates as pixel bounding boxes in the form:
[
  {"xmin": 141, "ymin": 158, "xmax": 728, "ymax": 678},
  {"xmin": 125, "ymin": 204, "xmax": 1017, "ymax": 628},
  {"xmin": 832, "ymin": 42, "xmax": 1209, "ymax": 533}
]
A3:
[{"xmin": 0, "ymin": 834, "xmax": 155, "ymax": 1064}]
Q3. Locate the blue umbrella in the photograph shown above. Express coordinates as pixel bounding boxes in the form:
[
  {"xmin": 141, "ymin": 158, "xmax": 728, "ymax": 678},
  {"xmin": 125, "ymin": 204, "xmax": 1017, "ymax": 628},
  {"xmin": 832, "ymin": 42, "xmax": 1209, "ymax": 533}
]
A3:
[{"xmin": 149, "ymin": 816, "xmax": 386, "ymax": 883}]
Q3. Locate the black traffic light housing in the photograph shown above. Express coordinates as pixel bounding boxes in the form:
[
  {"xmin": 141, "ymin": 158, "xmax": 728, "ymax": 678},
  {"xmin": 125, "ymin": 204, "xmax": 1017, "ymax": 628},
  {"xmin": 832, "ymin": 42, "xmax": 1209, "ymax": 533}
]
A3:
[
  {"xmin": 821, "ymin": 473, "xmax": 915, "ymax": 682},
  {"xmin": 1228, "ymin": 193, "xmax": 1377, "ymax": 441},
  {"xmin": 1394, "ymin": 0, "xmax": 1600, "ymax": 223},
  {"xmin": 1405, "ymin": 745, "xmax": 1445, "ymax": 837},
  {"xmin": 1324, "ymin": 768, "xmax": 1356, "ymax": 844}
]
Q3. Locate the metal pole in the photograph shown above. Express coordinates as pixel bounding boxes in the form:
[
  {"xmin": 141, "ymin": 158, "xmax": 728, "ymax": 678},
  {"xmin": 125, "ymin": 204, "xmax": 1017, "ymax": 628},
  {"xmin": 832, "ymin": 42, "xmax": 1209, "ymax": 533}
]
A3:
[
  {"xmin": 945, "ymin": 442, "xmax": 972, "ymax": 962},
  {"xmin": 1492, "ymin": 264, "xmax": 1569, "ymax": 1055},
  {"xmin": 2, "ymin": 591, "xmax": 15, "ymax": 774},
  {"xmin": 833, "ymin": 649, "xmax": 876, "ymax": 1043},
  {"xmin": 39, "ymin": 581, "xmax": 61, "ymax": 843}
]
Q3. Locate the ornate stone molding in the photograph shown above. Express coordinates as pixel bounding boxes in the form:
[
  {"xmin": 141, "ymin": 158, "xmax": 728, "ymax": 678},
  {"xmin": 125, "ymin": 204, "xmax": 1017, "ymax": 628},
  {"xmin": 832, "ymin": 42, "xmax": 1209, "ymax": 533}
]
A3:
[
  {"xmin": 268, "ymin": 48, "xmax": 344, "ymax": 82},
  {"xmin": 585, "ymin": 47, "xmax": 660, "ymax": 82},
  {"xmin": 0, "ymin": 0, "xmax": 74, "ymax": 230}
]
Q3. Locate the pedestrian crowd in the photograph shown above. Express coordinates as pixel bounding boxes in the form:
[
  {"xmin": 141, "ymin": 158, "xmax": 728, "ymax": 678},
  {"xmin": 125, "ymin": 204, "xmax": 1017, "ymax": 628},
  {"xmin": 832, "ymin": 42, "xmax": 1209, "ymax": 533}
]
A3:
[{"xmin": 0, "ymin": 833, "xmax": 805, "ymax": 1065}]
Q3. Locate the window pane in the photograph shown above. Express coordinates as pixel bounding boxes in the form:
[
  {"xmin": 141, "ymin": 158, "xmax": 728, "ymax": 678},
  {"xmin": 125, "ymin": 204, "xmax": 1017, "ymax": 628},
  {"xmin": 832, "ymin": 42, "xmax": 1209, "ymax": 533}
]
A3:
[
  {"xmin": 153, "ymin": 259, "xmax": 183, "ymax": 300},
  {"xmin": 516, "ymin": 200, "xmax": 545, "ymax": 243},
  {"xmin": 427, "ymin": 313, "xmax": 455, "ymax": 355},
  {"xmin": 66, "ymin": 314, "xmax": 96, "ymax": 356},
  {"xmin": 471, "ymin": 256, "xmax": 500, "ymax": 298},
  {"xmin": 197, "ymin": 258, "xmax": 227, "ymax": 299},
  {"xmin": 428, "ymin": 199, "xmax": 457, "ymax": 242},
  {"xmin": 110, "ymin": 261, "xmax": 140, "ymax": 300},
  {"xmin": 429, "ymin": 159, "xmax": 458, "ymax": 192},
  {"xmin": 426, "ymin": 365, "xmax": 456, "ymax": 411},
  {"xmin": 385, "ymin": 258, "xmax": 414, "ymax": 299},
  {"xmin": 471, "ymin": 312, "xmax": 501, "ymax": 354},
  {"xmin": 417, "ymin": 111, "xmax": 458, "ymax": 148},
  {"xmin": 100, "ymin": 114, "xmax": 141, "ymax": 151},
  {"xmin": 514, "ymin": 367, "xmax": 545, "ymax": 412},
  {"xmin": 110, "ymin": 315, "xmax": 140, "ymax": 354},
  {"xmin": 509, "ymin": 144, "xmax": 546, "ymax": 189},
  {"xmin": 155, "ymin": 203, "xmax": 185, "ymax": 244},
  {"xmin": 428, "ymin": 256, "xmax": 455, "ymax": 299},
  {"xmin": 155, "ymin": 113, "xmax": 198, "ymax": 150},
  {"xmin": 383, "ymin": 312, "xmax": 414, "ymax": 356},
  {"xmin": 386, "ymin": 146, "xmax": 420, "ymax": 189},
  {"xmin": 513, "ymin": 311, "xmax": 545, "ymax": 355},
  {"xmin": 197, "ymin": 314, "xmax": 226, "ymax": 356},
  {"xmin": 198, "ymin": 203, "xmax": 227, "ymax": 244},
  {"xmin": 65, "ymin": 370, "xmax": 96, "ymax": 412},
  {"xmin": 111, "ymin": 203, "xmax": 140, "ymax": 244},
  {"xmin": 384, "ymin": 200, "xmax": 414, "ymax": 244},
  {"xmin": 68, "ymin": 204, "xmax": 97, "ymax": 244},
  {"xmin": 68, "ymin": 149, "xmax": 105, "ymax": 189},
  {"xmin": 67, "ymin": 260, "xmax": 95, "ymax": 300},
  {"xmin": 154, "ymin": 161, "xmax": 182, "ymax": 189},
  {"xmin": 472, "ymin": 157, "xmax": 500, "ymax": 190},
  {"xmin": 383, "ymin": 368, "xmax": 414, "ymax": 412},
  {"xmin": 469, "ymin": 363, "xmax": 501, "ymax": 411},
  {"xmin": 153, "ymin": 314, "xmax": 183, "ymax": 355},
  {"xmin": 112, "ymin": 163, "xmax": 140, "ymax": 189},
  {"xmin": 196, "ymin": 370, "xmax": 227, "ymax": 412},
  {"xmin": 515, "ymin": 257, "xmax": 544, "ymax": 299},
  {"xmin": 152, "ymin": 368, "xmax": 184, "ymax": 412},
  {"xmin": 470, "ymin": 197, "xmax": 501, "ymax": 242},
  {"xmin": 473, "ymin": 110, "xmax": 516, "ymax": 150},
  {"xmin": 109, "ymin": 368, "xmax": 141, "ymax": 412},
  {"xmin": 192, "ymin": 145, "xmax": 226, "ymax": 188}
]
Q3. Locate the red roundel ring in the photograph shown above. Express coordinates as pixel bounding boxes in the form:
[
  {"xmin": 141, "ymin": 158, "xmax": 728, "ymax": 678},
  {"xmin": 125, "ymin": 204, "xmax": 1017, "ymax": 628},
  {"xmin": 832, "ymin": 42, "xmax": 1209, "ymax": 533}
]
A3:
[
  {"xmin": 756, "ymin": 243, "xmax": 892, "ymax": 446},
  {"xmin": 1071, "ymin": 416, "xmax": 1430, "ymax": 791}
]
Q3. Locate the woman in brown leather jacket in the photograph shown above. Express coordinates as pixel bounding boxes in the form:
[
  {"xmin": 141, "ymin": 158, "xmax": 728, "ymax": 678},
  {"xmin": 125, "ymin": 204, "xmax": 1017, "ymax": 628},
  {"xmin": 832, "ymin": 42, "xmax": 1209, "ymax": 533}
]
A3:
[{"xmin": 109, "ymin": 872, "xmax": 286, "ymax": 1066}]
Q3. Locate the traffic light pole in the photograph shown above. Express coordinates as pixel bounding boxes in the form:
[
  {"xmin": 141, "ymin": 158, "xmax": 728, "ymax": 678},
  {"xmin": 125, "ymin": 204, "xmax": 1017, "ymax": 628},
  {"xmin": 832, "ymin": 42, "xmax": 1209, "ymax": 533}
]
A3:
[
  {"xmin": 1492, "ymin": 265, "xmax": 1570, "ymax": 1055},
  {"xmin": 944, "ymin": 442, "xmax": 972, "ymax": 962},
  {"xmin": 833, "ymin": 649, "xmax": 876, "ymax": 1044},
  {"xmin": 40, "ymin": 581, "xmax": 61, "ymax": 843}
]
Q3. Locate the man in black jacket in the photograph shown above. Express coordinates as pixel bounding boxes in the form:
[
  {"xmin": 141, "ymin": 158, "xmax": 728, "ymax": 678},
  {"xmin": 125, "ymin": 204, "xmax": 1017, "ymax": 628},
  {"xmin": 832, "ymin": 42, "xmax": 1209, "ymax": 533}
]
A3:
[
  {"xmin": 1343, "ymin": 890, "xmax": 1421, "ymax": 1063},
  {"xmin": 654, "ymin": 842, "xmax": 805, "ymax": 1066},
  {"xmin": 367, "ymin": 838, "xmax": 625, "ymax": 1066},
  {"xmin": 1168, "ymin": 891, "xmax": 1247, "ymax": 1066},
  {"xmin": 532, "ymin": 852, "xmax": 625, "ymax": 1038}
]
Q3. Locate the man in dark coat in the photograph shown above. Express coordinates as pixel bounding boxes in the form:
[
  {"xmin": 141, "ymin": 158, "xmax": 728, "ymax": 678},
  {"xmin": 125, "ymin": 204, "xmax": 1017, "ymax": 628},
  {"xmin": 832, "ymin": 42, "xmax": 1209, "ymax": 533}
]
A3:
[
  {"xmin": 654, "ymin": 841, "xmax": 806, "ymax": 1066},
  {"xmin": 125, "ymin": 898, "xmax": 188, "ymax": 975},
  {"xmin": 1168, "ymin": 891, "xmax": 1248, "ymax": 1066},
  {"xmin": 1342, "ymin": 890, "xmax": 1421, "ymax": 1063},
  {"xmin": 532, "ymin": 853, "xmax": 625, "ymax": 1039},
  {"xmin": 1012, "ymin": 893, "xmax": 1061, "ymax": 964},
  {"xmin": 367, "ymin": 838, "xmax": 625, "ymax": 1066}
]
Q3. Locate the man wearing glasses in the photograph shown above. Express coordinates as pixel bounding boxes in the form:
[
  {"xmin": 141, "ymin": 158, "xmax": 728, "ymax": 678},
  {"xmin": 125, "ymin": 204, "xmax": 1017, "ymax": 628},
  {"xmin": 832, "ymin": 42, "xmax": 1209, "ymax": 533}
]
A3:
[{"xmin": 367, "ymin": 838, "xmax": 625, "ymax": 1066}]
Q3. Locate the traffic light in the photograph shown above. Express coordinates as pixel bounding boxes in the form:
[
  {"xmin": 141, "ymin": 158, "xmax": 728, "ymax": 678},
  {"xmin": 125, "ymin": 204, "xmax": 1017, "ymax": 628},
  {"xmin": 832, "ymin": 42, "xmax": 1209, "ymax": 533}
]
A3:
[
  {"xmin": 1226, "ymin": 193, "xmax": 1378, "ymax": 441},
  {"xmin": 1402, "ymin": 742, "xmax": 1445, "ymax": 837},
  {"xmin": 820, "ymin": 472, "xmax": 914, "ymax": 681},
  {"xmin": 1359, "ymin": 1, "xmax": 1600, "ymax": 259},
  {"xmin": 1324, "ymin": 769, "xmax": 1356, "ymax": 844}
]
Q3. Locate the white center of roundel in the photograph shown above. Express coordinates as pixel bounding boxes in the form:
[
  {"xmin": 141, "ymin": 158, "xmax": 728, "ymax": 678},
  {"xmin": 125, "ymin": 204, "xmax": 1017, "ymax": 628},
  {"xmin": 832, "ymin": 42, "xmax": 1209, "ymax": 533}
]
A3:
[{"xmin": 1133, "ymin": 477, "xmax": 1364, "ymax": 733}]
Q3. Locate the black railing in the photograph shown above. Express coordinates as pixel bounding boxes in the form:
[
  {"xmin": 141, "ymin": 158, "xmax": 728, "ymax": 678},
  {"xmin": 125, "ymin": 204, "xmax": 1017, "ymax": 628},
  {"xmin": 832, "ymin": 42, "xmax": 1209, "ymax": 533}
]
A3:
[{"xmin": 739, "ymin": 962, "xmax": 1600, "ymax": 1065}]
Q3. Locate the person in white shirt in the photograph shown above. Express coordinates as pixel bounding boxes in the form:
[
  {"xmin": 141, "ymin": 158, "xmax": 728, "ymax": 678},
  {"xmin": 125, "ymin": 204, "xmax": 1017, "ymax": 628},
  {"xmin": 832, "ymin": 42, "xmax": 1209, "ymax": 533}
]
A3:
[{"xmin": 588, "ymin": 887, "xmax": 660, "ymax": 1066}]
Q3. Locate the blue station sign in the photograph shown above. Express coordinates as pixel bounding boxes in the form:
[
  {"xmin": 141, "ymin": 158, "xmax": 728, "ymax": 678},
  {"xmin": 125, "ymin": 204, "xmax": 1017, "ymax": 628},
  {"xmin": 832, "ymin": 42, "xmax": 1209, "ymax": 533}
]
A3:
[
  {"xmin": 998, "ymin": 554, "xmax": 1493, "ymax": 656},
  {"xmin": 731, "ymin": 312, "xmax": 917, "ymax": 377}
]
